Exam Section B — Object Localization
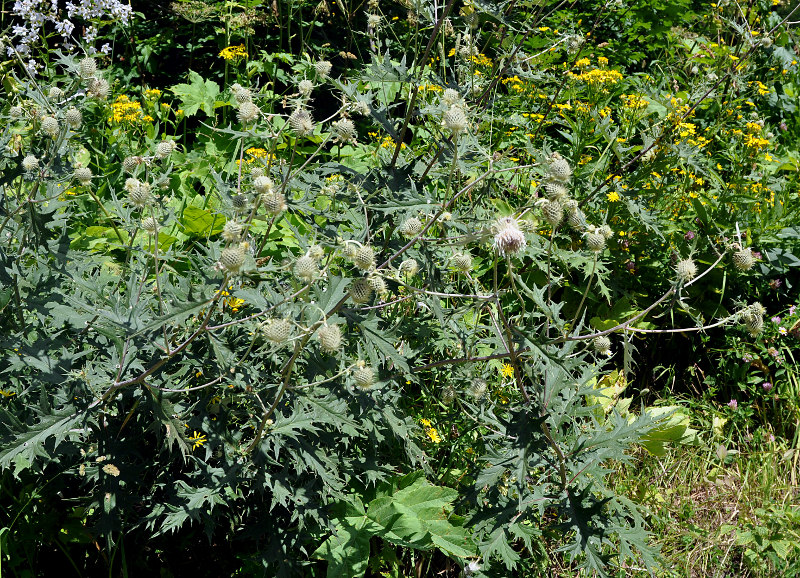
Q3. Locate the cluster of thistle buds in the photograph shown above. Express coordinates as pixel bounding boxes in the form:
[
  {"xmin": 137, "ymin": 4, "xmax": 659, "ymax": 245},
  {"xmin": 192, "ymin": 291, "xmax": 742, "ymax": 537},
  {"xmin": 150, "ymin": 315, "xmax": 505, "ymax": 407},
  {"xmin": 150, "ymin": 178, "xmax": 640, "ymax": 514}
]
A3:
[
  {"xmin": 231, "ymin": 83, "xmax": 259, "ymax": 124},
  {"xmin": 538, "ymin": 154, "xmax": 586, "ymax": 233},
  {"xmin": 79, "ymin": 57, "xmax": 110, "ymax": 101},
  {"xmin": 739, "ymin": 302, "xmax": 766, "ymax": 337}
]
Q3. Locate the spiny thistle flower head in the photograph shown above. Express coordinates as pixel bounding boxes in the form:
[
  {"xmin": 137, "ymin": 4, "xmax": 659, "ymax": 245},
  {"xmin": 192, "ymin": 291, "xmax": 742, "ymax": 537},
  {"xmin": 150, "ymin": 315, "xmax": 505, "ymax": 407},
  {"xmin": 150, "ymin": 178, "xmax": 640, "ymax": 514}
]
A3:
[
  {"xmin": 289, "ymin": 108, "xmax": 314, "ymax": 136},
  {"xmin": 317, "ymin": 324, "xmax": 342, "ymax": 353},
  {"xmin": 742, "ymin": 311, "xmax": 764, "ymax": 337},
  {"xmin": 548, "ymin": 153, "xmax": 572, "ymax": 183},
  {"xmin": 253, "ymin": 176, "xmax": 275, "ymax": 195},
  {"xmin": 220, "ymin": 244, "xmax": 246, "ymax": 274},
  {"xmin": 237, "ymin": 102, "xmax": 260, "ymax": 124},
  {"xmin": 74, "ymin": 167, "xmax": 93, "ymax": 185},
  {"xmin": 354, "ymin": 245, "xmax": 375, "ymax": 270},
  {"xmin": 222, "ymin": 220, "xmax": 243, "ymax": 242},
  {"xmin": 543, "ymin": 180, "xmax": 569, "ymax": 202},
  {"xmin": 368, "ymin": 274, "xmax": 388, "ymax": 296},
  {"xmin": 315, "ymin": 60, "xmax": 333, "ymax": 78},
  {"xmin": 748, "ymin": 302, "xmax": 767, "ymax": 318},
  {"xmin": 261, "ymin": 192, "xmax": 287, "ymax": 215},
  {"xmin": 599, "ymin": 224, "xmax": 614, "ymax": 239},
  {"xmin": 48, "ymin": 87, "xmax": 64, "ymax": 101},
  {"xmin": 492, "ymin": 216, "xmax": 527, "ymax": 256},
  {"xmin": 41, "ymin": 116, "xmax": 59, "ymax": 137},
  {"xmin": 451, "ymin": 252, "xmax": 473, "ymax": 272},
  {"xmin": 294, "ymin": 255, "xmax": 318, "ymax": 283},
  {"xmin": 123, "ymin": 156, "xmax": 142, "ymax": 174},
  {"xmin": 10, "ymin": 105, "xmax": 23, "ymax": 118},
  {"xmin": 733, "ymin": 248, "xmax": 755, "ymax": 271},
  {"xmin": 141, "ymin": 216, "xmax": 158, "ymax": 232},
  {"xmin": 585, "ymin": 231, "xmax": 606, "ymax": 253},
  {"xmin": 593, "ymin": 335, "xmax": 612, "ymax": 356},
  {"xmin": 442, "ymin": 105, "xmax": 468, "ymax": 135},
  {"xmin": 79, "ymin": 57, "xmax": 97, "ymax": 79},
  {"xmin": 155, "ymin": 140, "xmax": 177, "ymax": 159},
  {"xmin": 342, "ymin": 242, "xmax": 358, "ymax": 260},
  {"xmin": 65, "ymin": 107, "xmax": 82, "ymax": 128},
  {"xmin": 367, "ymin": 13, "xmax": 381, "ymax": 27},
  {"xmin": 250, "ymin": 167, "xmax": 265, "ymax": 179},
  {"xmin": 352, "ymin": 362, "xmax": 375, "ymax": 389},
  {"xmin": 22, "ymin": 154, "xmax": 39, "ymax": 172},
  {"xmin": 541, "ymin": 199, "xmax": 564, "ymax": 227},
  {"xmin": 88, "ymin": 78, "xmax": 110, "ymax": 100},
  {"xmin": 298, "ymin": 79, "xmax": 314, "ymax": 97},
  {"xmin": 399, "ymin": 258, "xmax": 419, "ymax": 276},
  {"xmin": 349, "ymin": 278, "xmax": 373, "ymax": 304},
  {"xmin": 332, "ymin": 118, "xmax": 357, "ymax": 144},
  {"xmin": 675, "ymin": 258, "xmax": 697, "ymax": 283},
  {"xmin": 441, "ymin": 88, "xmax": 463, "ymax": 108},
  {"xmin": 400, "ymin": 217, "xmax": 423, "ymax": 238},
  {"xmin": 307, "ymin": 245, "xmax": 325, "ymax": 261},
  {"xmin": 441, "ymin": 385, "xmax": 456, "ymax": 405},
  {"xmin": 565, "ymin": 203, "xmax": 586, "ymax": 231},
  {"xmin": 468, "ymin": 378, "xmax": 487, "ymax": 400},
  {"xmin": 232, "ymin": 194, "xmax": 249, "ymax": 211},
  {"xmin": 232, "ymin": 84, "xmax": 252, "ymax": 104},
  {"xmin": 263, "ymin": 318, "xmax": 293, "ymax": 343}
]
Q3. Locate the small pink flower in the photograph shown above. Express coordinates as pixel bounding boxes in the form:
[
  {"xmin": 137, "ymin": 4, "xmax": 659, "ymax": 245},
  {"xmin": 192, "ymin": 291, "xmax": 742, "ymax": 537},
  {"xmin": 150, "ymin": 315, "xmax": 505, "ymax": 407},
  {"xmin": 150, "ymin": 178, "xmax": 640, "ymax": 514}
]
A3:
[
  {"xmin": 727, "ymin": 399, "xmax": 738, "ymax": 410},
  {"xmin": 772, "ymin": 316, "xmax": 781, "ymax": 324},
  {"xmin": 789, "ymin": 305, "xmax": 797, "ymax": 316},
  {"xmin": 762, "ymin": 382, "xmax": 773, "ymax": 391}
]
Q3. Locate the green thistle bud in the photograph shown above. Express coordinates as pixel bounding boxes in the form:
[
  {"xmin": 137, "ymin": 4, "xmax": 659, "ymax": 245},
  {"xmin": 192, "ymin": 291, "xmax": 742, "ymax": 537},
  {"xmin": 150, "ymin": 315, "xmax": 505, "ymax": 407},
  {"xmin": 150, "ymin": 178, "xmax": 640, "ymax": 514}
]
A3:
[
  {"xmin": 307, "ymin": 245, "xmax": 325, "ymax": 261},
  {"xmin": 342, "ymin": 243, "xmax": 358, "ymax": 260},
  {"xmin": 733, "ymin": 248, "xmax": 754, "ymax": 271},
  {"xmin": 298, "ymin": 79, "xmax": 314, "ymax": 97},
  {"xmin": 600, "ymin": 224, "xmax": 614, "ymax": 239},
  {"xmin": 294, "ymin": 255, "xmax": 318, "ymax": 283},
  {"xmin": 399, "ymin": 258, "xmax": 419, "ymax": 276},
  {"xmin": 263, "ymin": 318, "xmax": 292, "ymax": 343},
  {"xmin": 349, "ymin": 279, "xmax": 373, "ymax": 304},
  {"xmin": 74, "ymin": 167, "xmax": 93, "ymax": 185},
  {"xmin": 563, "ymin": 200, "xmax": 585, "ymax": 230},
  {"xmin": 467, "ymin": 378, "xmax": 487, "ymax": 400},
  {"xmin": 592, "ymin": 335, "xmax": 612, "ymax": 355},
  {"xmin": 261, "ymin": 192, "xmax": 287, "ymax": 215},
  {"xmin": 65, "ymin": 107, "xmax": 82, "ymax": 129},
  {"xmin": 123, "ymin": 156, "xmax": 141, "ymax": 174},
  {"xmin": 585, "ymin": 231, "xmax": 606, "ymax": 253},
  {"xmin": 232, "ymin": 194, "xmax": 249, "ymax": 211},
  {"xmin": 332, "ymin": 118, "xmax": 357, "ymax": 144},
  {"xmin": 543, "ymin": 180, "xmax": 568, "ymax": 202},
  {"xmin": 79, "ymin": 57, "xmax": 97, "ymax": 79},
  {"xmin": 354, "ymin": 245, "xmax": 375, "ymax": 270},
  {"xmin": 548, "ymin": 154, "xmax": 572, "ymax": 183},
  {"xmin": 237, "ymin": 102, "xmax": 260, "ymax": 124},
  {"xmin": 541, "ymin": 199, "xmax": 564, "ymax": 227},
  {"xmin": 442, "ymin": 105, "xmax": 468, "ymax": 135},
  {"xmin": 368, "ymin": 274, "xmax": 388, "ymax": 296},
  {"xmin": 48, "ymin": 87, "xmax": 64, "ymax": 101},
  {"xmin": 400, "ymin": 217, "xmax": 423, "ymax": 238},
  {"xmin": 141, "ymin": 216, "xmax": 158, "ymax": 232},
  {"xmin": 452, "ymin": 252, "xmax": 473, "ymax": 273},
  {"xmin": 41, "ymin": 116, "xmax": 60, "ymax": 138},
  {"xmin": 220, "ymin": 245, "xmax": 246, "ymax": 274},
  {"xmin": 253, "ymin": 176, "xmax": 275, "ymax": 194},
  {"xmin": 233, "ymin": 87, "xmax": 252, "ymax": 104},
  {"xmin": 289, "ymin": 108, "xmax": 314, "ymax": 137},
  {"xmin": 745, "ymin": 314, "xmax": 763, "ymax": 337},
  {"xmin": 315, "ymin": 60, "xmax": 333, "ymax": 78},
  {"xmin": 222, "ymin": 220, "xmax": 243, "ymax": 242},
  {"xmin": 250, "ymin": 167, "xmax": 265, "ymax": 179},
  {"xmin": 675, "ymin": 258, "xmax": 697, "ymax": 283},
  {"xmin": 353, "ymin": 363, "xmax": 375, "ymax": 389},
  {"xmin": 317, "ymin": 324, "xmax": 342, "ymax": 353},
  {"xmin": 87, "ymin": 78, "xmax": 109, "ymax": 100},
  {"xmin": 22, "ymin": 154, "xmax": 39, "ymax": 172},
  {"xmin": 155, "ymin": 140, "xmax": 177, "ymax": 159}
]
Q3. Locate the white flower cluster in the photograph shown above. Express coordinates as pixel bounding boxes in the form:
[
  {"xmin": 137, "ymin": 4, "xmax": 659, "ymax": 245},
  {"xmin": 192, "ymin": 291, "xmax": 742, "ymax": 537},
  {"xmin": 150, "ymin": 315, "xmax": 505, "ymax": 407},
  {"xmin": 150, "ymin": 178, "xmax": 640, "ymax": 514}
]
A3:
[{"xmin": 9, "ymin": 0, "xmax": 132, "ymax": 72}]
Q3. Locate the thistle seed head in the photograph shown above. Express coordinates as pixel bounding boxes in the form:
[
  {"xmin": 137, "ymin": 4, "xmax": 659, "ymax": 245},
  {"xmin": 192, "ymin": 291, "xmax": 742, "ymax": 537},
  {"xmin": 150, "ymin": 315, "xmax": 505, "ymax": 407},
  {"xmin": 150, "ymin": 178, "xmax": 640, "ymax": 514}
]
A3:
[
  {"xmin": 315, "ymin": 60, "xmax": 333, "ymax": 78},
  {"xmin": 468, "ymin": 378, "xmax": 487, "ymax": 400},
  {"xmin": 441, "ymin": 385, "xmax": 456, "ymax": 406},
  {"xmin": 368, "ymin": 274, "xmax": 388, "ymax": 296},
  {"xmin": 353, "ymin": 363, "xmax": 375, "ymax": 389},
  {"xmin": 22, "ymin": 154, "xmax": 39, "ymax": 172},
  {"xmin": 676, "ymin": 258, "xmax": 697, "ymax": 283},
  {"xmin": 79, "ymin": 57, "xmax": 97, "ymax": 79},
  {"xmin": 307, "ymin": 245, "xmax": 325, "ymax": 261},
  {"xmin": 253, "ymin": 176, "xmax": 275, "ymax": 195},
  {"xmin": 442, "ymin": 105, "xmax": 468, "ymax": 135},
  {"xmin": 156, "ymin": 140, "xmax": 177, "ymax": 159},
  {"xmin": 87, "ymin": 78, "xmax": 109, "ymax": 100},
  {"xmin": 222, "ymin": 220, "xmax": 243, "ymax": 242},
  {"xmin": 442, "ymin": 88, "xmax": 462, "ymax": 108},
  {"xmin": 250, "ymin": 167, "xmax": 265, "ymax": 179},
  {"xmin": 298, "ymin": 79, "xmax": 314, "ymax": 97},
  {"xmin": 123, "ymin": 156, "xmax": 142, "ymax": 174},
  {"xmin": 543, "ymin": 180, "xmax": 569, "ymax": 202},
  {"xmin": 593, "ymin": 335, "xmax": 612, "ymax": 356},
  {"xmin": 317, "ymin": 324, "xmax": 342, "ymax": 353},
  {"xmin": 232, "ymin": 194, "xmax": 249, "ymax": 211},
  {"xmin": 399, "ymin": 258, "xmax": 419, "ymax": 276},
  {"xmin": 492, "ymin": 216, "xmax": 527, "ymax": 256},
  {"xmin": 237, "ymin": 102, "xmax": 260, "ymax": 124},
  {"xmin": 48, "ymin": 87, "xmax": 64, "ymax": 101},
  {"xmin": 585, "ymin": 231, "xmax": 606, "ymax": 253},
  {"xmin": 332, "ymin": 118, "xmax": 357, "ymax": 144}
]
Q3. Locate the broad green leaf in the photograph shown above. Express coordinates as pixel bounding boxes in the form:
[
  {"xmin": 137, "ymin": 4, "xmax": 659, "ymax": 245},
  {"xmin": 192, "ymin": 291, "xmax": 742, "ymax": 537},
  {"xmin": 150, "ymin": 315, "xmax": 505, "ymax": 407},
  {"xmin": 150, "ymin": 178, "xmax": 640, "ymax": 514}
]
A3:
[{"xmin": 170, "ymin": 70, "xmax": 220, "ymax": 117}]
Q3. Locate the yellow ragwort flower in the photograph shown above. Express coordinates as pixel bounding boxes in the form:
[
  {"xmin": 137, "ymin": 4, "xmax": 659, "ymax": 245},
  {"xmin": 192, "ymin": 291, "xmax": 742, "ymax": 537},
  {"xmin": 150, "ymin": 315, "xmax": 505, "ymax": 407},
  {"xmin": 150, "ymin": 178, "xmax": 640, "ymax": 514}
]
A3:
[{"xmin": 219, "ymin": 44, "xmax": 248, "ymax": 61}]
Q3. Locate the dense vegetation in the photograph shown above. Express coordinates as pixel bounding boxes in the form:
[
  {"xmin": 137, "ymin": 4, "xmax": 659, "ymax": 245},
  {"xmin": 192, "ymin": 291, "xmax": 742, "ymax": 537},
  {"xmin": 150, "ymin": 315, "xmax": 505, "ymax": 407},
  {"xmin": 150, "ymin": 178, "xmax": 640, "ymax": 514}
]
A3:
[{"xmin": 1, "ymin": 0, "xmax": 799, "ymax": 576}]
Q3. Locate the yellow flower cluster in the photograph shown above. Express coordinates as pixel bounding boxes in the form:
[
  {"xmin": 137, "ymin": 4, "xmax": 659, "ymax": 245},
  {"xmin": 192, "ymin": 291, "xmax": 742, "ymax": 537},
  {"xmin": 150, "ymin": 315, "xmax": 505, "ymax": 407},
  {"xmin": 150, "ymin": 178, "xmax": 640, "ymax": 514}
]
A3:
[
  {"xmin": 419, "ymin": 418, "xmax": 442, "ymax": 443},
  {"xmin": 620, "ymin": 94, "xmax": 648, "ymax": 110},
  {"xmin": 110, "ymin": 95, "xmax": 153, "ymax": 124},
  {"xmin": 219, "ymin": 44, "xmax": 247, "ymax": 61},
  {"xmin": 143, "ymin": 88, "xmax": 162, "ymax": 99},
  {"xmin": 368, "ymin": 132, "xmax": 405, "ymax": 150},
  {"xmin": 567, "ymin": 68, "xmax": 624, "ymax": 86},
  {"xmin": 470, "ymin": 53, "xmax": 492, "ymax": 67}
]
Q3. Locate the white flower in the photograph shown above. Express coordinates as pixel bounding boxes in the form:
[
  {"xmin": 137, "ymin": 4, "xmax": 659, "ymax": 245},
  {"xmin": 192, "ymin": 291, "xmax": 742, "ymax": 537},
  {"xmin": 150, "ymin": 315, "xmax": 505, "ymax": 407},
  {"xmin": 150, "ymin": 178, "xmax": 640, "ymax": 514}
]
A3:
[{"xmin": 492, "ymin": 216, "xmax": 527, "ymax": 256}]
